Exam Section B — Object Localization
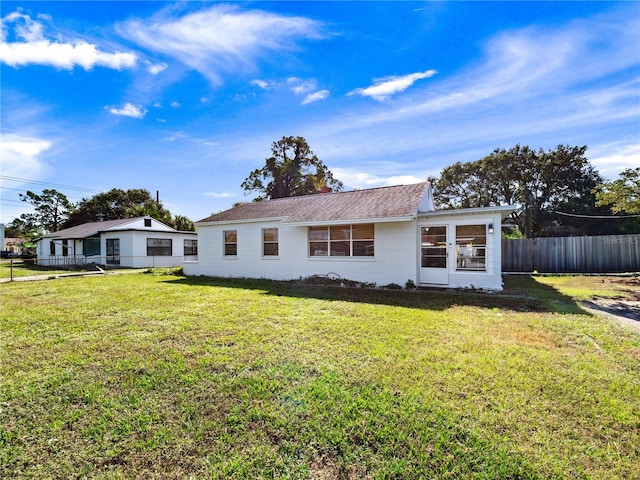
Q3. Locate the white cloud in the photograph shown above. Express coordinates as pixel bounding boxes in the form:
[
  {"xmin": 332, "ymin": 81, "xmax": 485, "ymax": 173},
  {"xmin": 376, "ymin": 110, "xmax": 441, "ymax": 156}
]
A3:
[
  {"xmin": 349, "ymin": 70, "xmax": 437, "ymax": 101},
  {"xmin": 589, "ymin": 142, "xmax": 640, "ymax": 179},
  {"xmin": 287, "ymin": 77, "xmax": 317, "ymax": 95},
  {"xmin": 205, "ymin": 192, "xmax": 235, "ymax": 198},
  {"xmin": 302, "ymin": 89, "xmax": 329, "ymax": 105},
  {"xmin": 251, "ymin": 79, "xmax": 271, "ymax": 89},
  {"xmin": 0, "ymin": 133, "xmax": 52, "ymax": 179},
  {"xmin": 107, "ymin": 103, "xmax": 147, "ymax": 118},
  {"xmin": 0, "ymin": 11, "xmax": 137, "ymax": 70},
  {"xmin": 332, "ymin": 168, "xmax": 425, "ymax": 189},
  {"xmin": 170, "ymin": 101, "xmax": 181, "ymax": 108},
  {"xmin": 148, "ymin": 62, "xmax": 168, "ymax": 75},
  {"xmin": 119, "ymin": 5, "xmax": 325, "ymax": 85}
]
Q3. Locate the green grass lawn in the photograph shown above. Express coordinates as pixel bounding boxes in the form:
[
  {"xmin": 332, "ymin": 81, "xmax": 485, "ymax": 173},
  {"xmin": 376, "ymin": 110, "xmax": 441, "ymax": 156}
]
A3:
[
  {"xmin": 0, "ymin": 259, "xmax": 71, "ymax": 279},
  {"xmin": 1, "ymin": 273, "xmax": 638, "ymax": 479}
]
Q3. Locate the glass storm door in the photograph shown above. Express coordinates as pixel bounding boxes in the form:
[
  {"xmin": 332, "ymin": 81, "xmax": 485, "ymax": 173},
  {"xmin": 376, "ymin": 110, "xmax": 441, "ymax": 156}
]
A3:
[{"xmin": 420, "ymin": 225, "xmax": 448, "ymax": 285}]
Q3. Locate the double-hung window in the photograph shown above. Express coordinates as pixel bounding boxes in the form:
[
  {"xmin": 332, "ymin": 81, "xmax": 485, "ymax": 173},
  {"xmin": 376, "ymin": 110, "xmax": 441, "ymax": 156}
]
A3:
[
  {"xmin": 262, "ymin": 228, "xmax": 278, "ymax": 256},
  {"xmin": 184, "ymin": 239, "xmax": 198, "ymax": 256},
  {"xmin": 455, "ymin": 225, "xmax": 486, "ymax": 271},
  {"xmin": 309, "ymin": 224, "xmax": 374, "ymax": 257},
  {"xmin": 224, "ymin": 230, "xmax": 237, "ymax": 256}
]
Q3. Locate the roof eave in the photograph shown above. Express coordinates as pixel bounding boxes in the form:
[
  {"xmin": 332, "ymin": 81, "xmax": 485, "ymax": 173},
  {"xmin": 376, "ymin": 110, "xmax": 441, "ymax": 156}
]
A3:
[
  {"xmin": 280, "ymin": 215, "xmax": 417, "ymax": 227},
  {"xmin": 196, "ymin": 216, "xmax": 288, "ymax": 227},
  {"xmin": 418, "ymin": 205, "xmax": 515, "ymax": 220}
]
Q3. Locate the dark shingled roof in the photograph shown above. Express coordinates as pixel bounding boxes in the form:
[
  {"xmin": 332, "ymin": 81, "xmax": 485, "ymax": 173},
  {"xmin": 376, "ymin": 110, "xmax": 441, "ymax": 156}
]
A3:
[
  {"xmin": 198, "ymin": 182, "xmax": 429, "ymax": 224},
  {"xmin": 43, "ymin": 218, "xmax": 139, "ymax": 239}
]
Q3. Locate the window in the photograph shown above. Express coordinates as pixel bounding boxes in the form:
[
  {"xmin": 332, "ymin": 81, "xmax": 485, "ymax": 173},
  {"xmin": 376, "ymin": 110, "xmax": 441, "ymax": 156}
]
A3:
[
  {"xmin": 50, "ymin": 241, "xmax": 56, "ymax": 255},
  {"xmin": 455, "ymin": 225, "xmax": 486, "ymax": 271},
  {"xmin": 62, "ymin": 240, "xmax": 69, "ymax": 257},
  {"xmin": 224, "ymin": 230, "xmax": 237, "ymax": 256},
  {"xmin": 147, "ymin": 238, "xmax": 172, "ymax": 256},
  {"xmin": 309, "ymin": 224, "xmax": 374, "ymax": 257},
  {"xmin": 106, "ymin": 238, "xmax": 120, "ymax": 265},
  {"xmin": 262, "ymin": 228, "xmax": 278, "ymax": 256},
  {"xmin": 144, "ymin": 218, "xmax": 152, "ymax": 227},
  {"xmin": 84, "ymin": 237, "xmax": 100, "ymax": 257},
  {"xmin": 184, "ymin": 239, "xmax": 198, "ymax": 256}
]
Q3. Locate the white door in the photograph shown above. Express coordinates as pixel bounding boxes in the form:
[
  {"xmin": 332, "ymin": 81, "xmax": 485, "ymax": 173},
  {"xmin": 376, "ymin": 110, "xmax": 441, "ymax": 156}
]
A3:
[{"xmin": 419, "ymin": 225, "xmax": 449, "ymax": 285}]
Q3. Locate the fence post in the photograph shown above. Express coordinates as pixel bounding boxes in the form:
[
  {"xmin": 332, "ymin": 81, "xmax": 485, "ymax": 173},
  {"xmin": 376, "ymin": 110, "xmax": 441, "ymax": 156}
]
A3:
[{"xmin": 10, "ymin": 259, "xmax": 14, "ymax": 282}]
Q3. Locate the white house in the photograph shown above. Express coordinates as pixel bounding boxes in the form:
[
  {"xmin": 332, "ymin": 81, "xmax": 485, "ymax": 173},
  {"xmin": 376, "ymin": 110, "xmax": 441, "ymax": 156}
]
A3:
[
  {"xmin": 37, "ymin": 217, "xmax": 197, "ymax": 268},
  {"xmin": 183, "ymin": 183, "xmax": 514, "ymax": 290}
]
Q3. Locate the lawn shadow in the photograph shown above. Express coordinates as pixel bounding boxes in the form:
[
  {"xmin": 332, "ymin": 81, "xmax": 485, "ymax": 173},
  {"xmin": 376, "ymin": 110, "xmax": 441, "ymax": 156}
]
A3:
[{"xmin": 165, "ymin": 274, "xmax": 591, "ymax": 315}]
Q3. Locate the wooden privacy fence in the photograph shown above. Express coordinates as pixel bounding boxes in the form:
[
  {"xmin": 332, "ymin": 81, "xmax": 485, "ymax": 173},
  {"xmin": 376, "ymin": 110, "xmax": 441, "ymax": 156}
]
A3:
[{"xmin": 502, "ymin": 234, "xmax": 640, "ymax": 273}]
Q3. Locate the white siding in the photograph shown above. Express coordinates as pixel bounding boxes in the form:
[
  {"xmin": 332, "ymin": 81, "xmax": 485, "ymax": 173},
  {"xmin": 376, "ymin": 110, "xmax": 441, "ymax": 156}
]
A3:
[
  {"xmin": 184, "ymin": 220, "xmax": 418, "ymax": 286},
  {"xmin": 185, "ymin": 210, "xmax": 506, "ymax": 290}
]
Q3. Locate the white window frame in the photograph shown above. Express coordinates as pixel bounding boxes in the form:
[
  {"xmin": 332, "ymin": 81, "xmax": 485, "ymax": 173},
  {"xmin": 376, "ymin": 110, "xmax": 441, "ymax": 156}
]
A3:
[{"xmin": 308, "ymin": 224, "xmax": 375, "ymax": 258}]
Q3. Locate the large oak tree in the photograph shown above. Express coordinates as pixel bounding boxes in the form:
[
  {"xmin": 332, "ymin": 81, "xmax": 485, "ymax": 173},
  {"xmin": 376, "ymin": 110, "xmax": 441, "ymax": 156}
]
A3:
[
  {"xmin": 432, "ymin": 145, "xmax": 605, "ymax": 237},
  {"xmin": 241, "ymin": 136, "xmax": 343, "ymax": 200}
]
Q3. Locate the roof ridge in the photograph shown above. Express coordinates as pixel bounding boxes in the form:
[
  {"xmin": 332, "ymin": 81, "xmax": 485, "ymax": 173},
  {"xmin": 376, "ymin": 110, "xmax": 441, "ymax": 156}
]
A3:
[{"xmin": 251, "ymin": 181, "xmax": 427, "ymax": 202}]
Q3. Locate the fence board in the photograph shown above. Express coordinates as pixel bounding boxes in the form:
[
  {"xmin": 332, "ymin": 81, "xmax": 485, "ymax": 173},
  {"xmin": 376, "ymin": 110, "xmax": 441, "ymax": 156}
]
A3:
[{"xmin": 502, "ymin": 234, "xmax": 640, "ymax": 273}]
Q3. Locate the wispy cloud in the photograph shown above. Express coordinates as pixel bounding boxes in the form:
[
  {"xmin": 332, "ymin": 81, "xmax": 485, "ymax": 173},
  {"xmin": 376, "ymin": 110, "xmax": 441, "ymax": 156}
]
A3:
[
  {"xmin": 107, "ymin": 103, "xmax": 147, "ymax": 118},
  {"xmin": 332, "ymin": 168, "xmax": 425, "ymax": 189},
  {"xmin": 205, "ymin": 192, "xmax": 235, "ymax": 198},
  {"xmin": 119, "ymin": 5, "xmax": 326, "ymax": 85},
  {"xmin": 0, "ymin": 133, "xmax": 52, "ymax": 179},
  {"xmin": 302, "ymin": 89, "xmax": 329, "ymax": 105},
  {"xmin": 147, "ymin": 62, "xmax": 167, "ymax": 75},
  {"xmin": 288, "ymin": 77, "xmax": 329, "ymax": 105},
  {"xmin": 590, "ymin": 142, "xmax": 640, "ymax": 179},
  {"xmin": 0, "ymin": 11, "xmax": 137, "ymax": 70},
  {"xmin": 251, "ymin": 79, "xmax": 271, "ymax": 90},
  {"xmin": 349, "ymin": 70, "xmax": 437, "ymax": 101}
]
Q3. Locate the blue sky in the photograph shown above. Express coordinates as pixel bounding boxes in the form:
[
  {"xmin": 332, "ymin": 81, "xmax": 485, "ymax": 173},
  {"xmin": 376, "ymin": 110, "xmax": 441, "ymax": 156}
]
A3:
[{"xmin": 1, "ymin": 1, "xmax": 639, "ymax": 225}]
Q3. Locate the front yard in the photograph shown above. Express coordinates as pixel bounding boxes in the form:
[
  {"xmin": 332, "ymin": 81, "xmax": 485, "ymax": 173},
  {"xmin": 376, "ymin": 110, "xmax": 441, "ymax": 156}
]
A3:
[{"xmin": 1, "ymin": 273, "xmax": 638, "ymax": 479}]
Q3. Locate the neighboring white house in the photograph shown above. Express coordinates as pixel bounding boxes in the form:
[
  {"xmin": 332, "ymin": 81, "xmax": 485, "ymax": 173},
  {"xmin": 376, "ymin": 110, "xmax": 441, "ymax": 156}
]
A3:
[
  {"xmin": 37, "ymin": 217, "xmax": 197, "ymax": 268},
  {"xmin": 183, "ymin": 183, "xmax": 514, "ymax": 290}
]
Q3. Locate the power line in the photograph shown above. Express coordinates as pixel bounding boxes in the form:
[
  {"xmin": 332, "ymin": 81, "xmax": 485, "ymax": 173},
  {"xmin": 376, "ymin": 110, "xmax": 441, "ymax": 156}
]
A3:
[
  {"xmin": 552, "ymin": 210, "xmax": 640, "ymax": 219},
  {"xmin": 0, "ymin": 175, "xmax": 99, "ymax": 193}
]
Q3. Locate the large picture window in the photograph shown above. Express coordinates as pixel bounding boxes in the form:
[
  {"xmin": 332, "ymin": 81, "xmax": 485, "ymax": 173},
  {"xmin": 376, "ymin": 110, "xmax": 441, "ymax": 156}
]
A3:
[
  {"xmin": 224, "ymin": 230, "xmax": 237, "ymax": 256},
  {"xmin": 184, "ymin": 239, "xmax": 198, "ymax": 256},
  {"xmin": 455, "ymin": 225, "xmax": 486, "ymax": 271},
  {"xmin": 147, "ymin": 238, "xmax": 172, "ymax": 256},
  {"xmin": 262, "ymin": 228, "xmax": 278, "ymax": 256},
  {"xmin": 309, "ymin": 224, "xmax": 374, "ymax": 257}
]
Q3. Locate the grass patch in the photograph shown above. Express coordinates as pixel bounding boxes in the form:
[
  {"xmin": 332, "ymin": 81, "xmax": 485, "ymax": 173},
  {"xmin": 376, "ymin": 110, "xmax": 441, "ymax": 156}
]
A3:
[
  {"xmin": 0, "ymin": 260, "xmax": 70, "ymax": 279},
  {"xmin": 1, "ymin": 274, "xmax": 639, "ymax": 478}
]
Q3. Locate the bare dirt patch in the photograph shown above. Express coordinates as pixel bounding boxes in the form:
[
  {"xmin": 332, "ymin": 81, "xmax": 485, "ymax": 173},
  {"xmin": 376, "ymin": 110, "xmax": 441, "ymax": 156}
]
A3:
[{"xmin": 584, "ymin": 277, "xmax": 640, "ymax": 326}]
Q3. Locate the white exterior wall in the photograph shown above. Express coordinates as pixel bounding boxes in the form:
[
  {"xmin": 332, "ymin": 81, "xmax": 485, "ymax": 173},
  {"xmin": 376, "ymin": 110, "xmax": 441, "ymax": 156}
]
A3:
[
  {"xmin": 185, "ymin": 210, "xmax": 507, "ymax": 290},
  {"xmin": 38, "ymin": 231, "xmax": 195, "ymax": 268},
  {"xmin": 183, "ymin": 220, "xmax": 419, "ymax": 286},
  {"xmin": 418, "ymin": 212, "xmax": 504, "ymax": 290}
]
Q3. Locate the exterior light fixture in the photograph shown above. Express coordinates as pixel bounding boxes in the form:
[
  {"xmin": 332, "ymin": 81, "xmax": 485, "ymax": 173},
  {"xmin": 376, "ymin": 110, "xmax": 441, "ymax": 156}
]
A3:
[{"xmin": 488, "ymin": 223, "xmax": 494, "ymax": 234}]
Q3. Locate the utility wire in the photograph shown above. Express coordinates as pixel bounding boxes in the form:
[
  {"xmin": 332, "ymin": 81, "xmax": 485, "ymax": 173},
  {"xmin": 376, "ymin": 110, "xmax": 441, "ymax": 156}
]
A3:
[
  {"xmin": 0, "ymin": 175, "xmax": 99, "ymax": 193},
  {"xmin": 552, "ymin": 210, "xmax": 640, "ymax": 219}
]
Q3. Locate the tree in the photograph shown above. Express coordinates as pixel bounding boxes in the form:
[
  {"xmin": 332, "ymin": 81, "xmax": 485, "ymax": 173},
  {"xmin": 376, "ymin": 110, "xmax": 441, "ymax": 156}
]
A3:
[
  {"xmin": 241, "ymin": 136, "xmax": 343, "ymax": 200},
  {"xmin": 432, "ymin": 145, "xmax": 604, "ymax": 237},
  {"xmin": 64, "ymin": 188, "xmax": 173, "ymax": 228},
  {"xmin": 173, "ymin": 215, "xmax": 195, "ymax": 232},
  {"xmin": 594, "ymin": 168, "xmax": 640, "ymax": 215},
  {"xmin": 18, "ymin": 189, "xmax": 73, "ymax": 233}
]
